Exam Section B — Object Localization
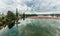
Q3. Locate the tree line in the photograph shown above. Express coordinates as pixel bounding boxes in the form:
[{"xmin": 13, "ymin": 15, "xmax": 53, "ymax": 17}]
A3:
[{"xmin": 0, "ymin": 10, "xmax": 18, "ymax": 29}]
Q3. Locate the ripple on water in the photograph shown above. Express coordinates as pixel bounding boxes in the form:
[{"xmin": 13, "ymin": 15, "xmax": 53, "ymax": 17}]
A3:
[
  {"xmin": 0, "ymin": 18, "xmax": 60, "ymax": 36},
  {"xmin": 0, "ymin": 25, "xmax": 19, "ymax": 36}
]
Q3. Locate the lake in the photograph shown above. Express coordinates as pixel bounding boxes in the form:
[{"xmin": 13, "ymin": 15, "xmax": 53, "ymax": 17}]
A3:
[{"xmin": 0, "ymin": 18, "xmax": 60, "ymax": 36}]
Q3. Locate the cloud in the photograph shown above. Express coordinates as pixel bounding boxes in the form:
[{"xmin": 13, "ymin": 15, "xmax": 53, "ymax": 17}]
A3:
[{"xmin": 0, "ymin": 0, "xmax": 60, "ymax": 14}]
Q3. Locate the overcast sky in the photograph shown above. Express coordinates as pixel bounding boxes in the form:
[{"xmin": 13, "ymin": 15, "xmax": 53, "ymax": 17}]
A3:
[{"xmin": 0, "ymin": 0, "xmax": 60, "ymax": 14}]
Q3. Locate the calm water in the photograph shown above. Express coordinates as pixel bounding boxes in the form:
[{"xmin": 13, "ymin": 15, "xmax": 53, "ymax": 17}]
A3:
[{"xmin": 0, "ymin": 18, "xmax": 60, "ymax": 36}]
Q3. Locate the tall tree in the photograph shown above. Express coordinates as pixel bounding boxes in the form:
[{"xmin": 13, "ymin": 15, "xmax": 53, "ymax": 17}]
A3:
[
  {"xmin": 16, "ymin": 8, "xmax": 19, "ymax": 27},
  {"xmin": 23, "ymin": 12, "xmax": 25, "ymax": 20},
  {"xmin": 6, "ymin": 11, "xmax": 16, "ymax": 20},
  {"xmin": 6, "ymin": 11, "xmax": 16, "ymax": 29},
  {"xmin": 16, "ymin": 8, "xmax": 19, "ymax": 20}
]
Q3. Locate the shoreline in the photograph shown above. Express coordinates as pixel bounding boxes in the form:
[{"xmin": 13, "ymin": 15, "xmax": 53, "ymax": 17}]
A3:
[{"xmin": 28, "ymin": 16, "xmax": 60, "ymax": 20}]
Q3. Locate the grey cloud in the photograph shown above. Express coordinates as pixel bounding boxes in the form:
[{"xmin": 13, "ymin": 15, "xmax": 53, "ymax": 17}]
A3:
[
  {"xmin": 2, "ymin": 0, "xmax": 14, "ymax": 5},
  {"xmin": 0, "ymin": 0, "xmax": 60, "ymax": 13},
  {"xmin": 22, "ymin": 0, "xmax": 60, "ymax": 12}
]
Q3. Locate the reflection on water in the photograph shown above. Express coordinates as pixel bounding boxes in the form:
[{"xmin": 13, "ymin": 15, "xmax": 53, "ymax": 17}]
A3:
[
  {"xmin": 0, "ymin": 18, "xmax": 60, "ymax": 36},
  {"xmin": 19, "ymin": 18, "xmax": 60, "ymax": 36},
  {"xmin": 0, "ymin": 25, "xmax": 18, "ymax": 36}
]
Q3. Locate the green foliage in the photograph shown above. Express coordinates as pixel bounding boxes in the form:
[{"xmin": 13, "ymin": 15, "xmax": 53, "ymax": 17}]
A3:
[
  {"xmin": 50, "ymin": 14, "xmax": 54, "ymax": 16},
  {"xmin": 6, "ymin": 11, "xmax": 16, "ymax": 29},
  {"xmin": 6, "ymin": 11, "xmax": 16, "ymax": 21},
  {"xmin": 50, "ymin": 14, "xmax": 60, "ymax": 17},
  {"xmin": 16, "ymin": 9, "xmax": 19, "ymax": 21},
  {"xmin": 22, "ymin": 13, "xmax": 25, "ymax": 20},
  {"xmin": 0, "ymin": 17, "xmax": 2, "ymax": 21},
  {"xmin": 19, "ymin": 14, "xmax": 38, "ymax": 19},
  {"xmin": 0, "ymin": 10, "xmax": 19, "ymax": 29},
  {"xmin": 25, "ymin": 14, "xmax": 38, "ymax": 18},
  {"xmin": 0, "ymin": 22, "xmax": 3, "ymax": 26},
  {"xmin": 0, "ymin": 17, "xmax": 6, "ymax": 26},
  {"xmin": 55, "ymin": 14, "xmax": 60, "ymax": 17}
]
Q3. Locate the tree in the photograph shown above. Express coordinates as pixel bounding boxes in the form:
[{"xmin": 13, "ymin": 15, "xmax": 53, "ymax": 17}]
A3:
[
  {"xmin": 50, "ymin": 14, "xmax": 54, "ymax": 17},
  {"xmin": 2, "ymin": 13, "xmax": 4, "ymax": 19},
  {"xmin": 15, "ymin": 8, "xmax": 19, "ymax": 27},
  {"xmin": 6, "ymin": 11, "xmax": 16, "ymax": 29},
  {"xmin": 16, "ymin": 8, "xmax": 19, "ymax": 20},
  {"xmin": 22, "ymin": 12, "xmax": 25, "ymax": 20},
  {"xmin": 6, "ymin": 11, "xmax": 16, "ymax": 21}
]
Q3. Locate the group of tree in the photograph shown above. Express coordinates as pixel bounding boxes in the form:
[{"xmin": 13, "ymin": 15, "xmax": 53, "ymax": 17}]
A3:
[
  {"xmin": 0, "ymin": 10, "xmax": 18, "ymax": 29},
  {"xmin": 50, "ymin": 14, "xmax": 60, "ymax": 18}
]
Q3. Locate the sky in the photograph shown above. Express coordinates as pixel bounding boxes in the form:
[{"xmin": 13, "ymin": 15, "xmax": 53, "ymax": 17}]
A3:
[{"xmin": 0, "ymin": 0, "xmax": 60, "ymax": 14}]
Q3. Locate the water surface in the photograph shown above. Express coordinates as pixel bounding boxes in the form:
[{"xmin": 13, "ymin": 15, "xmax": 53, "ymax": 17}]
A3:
[{"xmin": 0, "ymin": 18, "xmax": 60, "ymax": 36}]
